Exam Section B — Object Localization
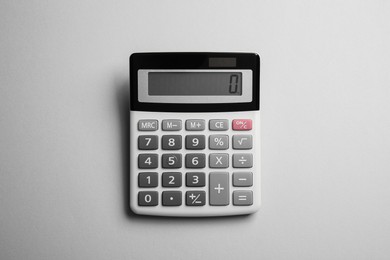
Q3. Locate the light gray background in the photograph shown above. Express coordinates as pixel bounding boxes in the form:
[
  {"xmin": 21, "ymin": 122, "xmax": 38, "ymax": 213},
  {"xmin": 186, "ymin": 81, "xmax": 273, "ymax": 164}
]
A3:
[{"xmin": 1, "ymin": 1, "xmax": 389, "ymax": 259}]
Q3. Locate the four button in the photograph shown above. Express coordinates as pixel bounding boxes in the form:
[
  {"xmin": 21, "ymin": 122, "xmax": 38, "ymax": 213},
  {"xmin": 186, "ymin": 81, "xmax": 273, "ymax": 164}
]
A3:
[{"xmin": 137, "ymin": 119, "xmax": 256, "ymax": 207}]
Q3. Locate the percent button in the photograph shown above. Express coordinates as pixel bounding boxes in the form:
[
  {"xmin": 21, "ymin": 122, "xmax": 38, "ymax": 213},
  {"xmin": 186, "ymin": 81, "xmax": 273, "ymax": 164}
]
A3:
[{"xmin": 209, "ymin": 135, "xmax": 229, "ymax": 150}]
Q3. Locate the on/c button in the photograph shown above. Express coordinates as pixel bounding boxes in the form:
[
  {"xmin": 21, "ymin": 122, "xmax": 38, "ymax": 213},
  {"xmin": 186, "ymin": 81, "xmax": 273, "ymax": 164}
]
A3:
[{"xmin": 232, "ymin": 119, "xmax": 252, "ymax": 130}]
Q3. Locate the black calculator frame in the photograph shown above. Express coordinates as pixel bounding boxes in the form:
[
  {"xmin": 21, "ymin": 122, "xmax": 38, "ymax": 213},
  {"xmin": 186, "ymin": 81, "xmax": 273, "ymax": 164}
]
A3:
[{"xmin": 130, "ymin": 52, "xmax": 260, "ymax": 112}]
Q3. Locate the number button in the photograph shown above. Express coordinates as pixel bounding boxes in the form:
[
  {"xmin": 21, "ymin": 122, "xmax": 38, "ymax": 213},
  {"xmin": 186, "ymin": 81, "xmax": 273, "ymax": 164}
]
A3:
[
  {"xmin": 162, "ymin": 191, "xmax": 182, "ymax": 206},
  {"xmin": 138, "ymin": 191, "xmax": 158, "ymax": 206},
  {"xmin": 186, "ymin": 172, "xmax": 205, "ymax": 187},
  {"xmin": 233, "ymin": 135, "xmax": 252, "ymax": 150},
  {"xmin": 138, "ymin": 135, "xmax": 158, "ymax": 150},
  {"xmin": 138, "ymin": 154, "xmax": 158, "ymax": 169},
  {"xmin": 209, "ymin": 153, "xmax": 229, "ymax": 168},
  {"xmin": 162, "ymin": 172, "xmax": 182, "ymax": 187},
  {"xmin": 185, "ymin": 154, "xmax": 206, "ymax": 168},
  {"xmin": 162, "ymin": 154, "xmax": 182, "ymax": 168},
  {"xmin": 185, "ymin": 135, "xmax": 205, "ymax": 150},
  {"xmin": 209, "ymin": 135, "xmax": 229, "ymax": 150},
  {"xmin": 138, "ymin": 172, "xmax": 158, "ymax": 187},
  {"xmin": 162, "ymin": 135, "xmax": 182, "ymax": 150}
]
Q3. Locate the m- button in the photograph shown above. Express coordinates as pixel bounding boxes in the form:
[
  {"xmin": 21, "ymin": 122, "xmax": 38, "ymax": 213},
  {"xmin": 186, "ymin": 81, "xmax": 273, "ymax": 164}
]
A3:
[
  {"xmin": 209, "ymin": 119, "xmax": 228, "ymax": 131},
  {"xmin": 138, "ymin": 120, "xmax": 158, "ymax": 131}
]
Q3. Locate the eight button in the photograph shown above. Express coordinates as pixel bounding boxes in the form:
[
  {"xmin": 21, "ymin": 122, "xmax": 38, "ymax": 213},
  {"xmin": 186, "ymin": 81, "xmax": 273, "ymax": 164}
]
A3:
[{"xmin": 162, "ymin": 135, "xmax": 182, "ymax": 150}]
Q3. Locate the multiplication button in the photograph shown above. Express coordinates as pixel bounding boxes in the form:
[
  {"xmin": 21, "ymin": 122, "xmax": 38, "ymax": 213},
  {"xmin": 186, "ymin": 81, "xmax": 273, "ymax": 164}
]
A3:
[{"xmin": 209, "ymin": 154, "xmax": 229, "ymax": 168}]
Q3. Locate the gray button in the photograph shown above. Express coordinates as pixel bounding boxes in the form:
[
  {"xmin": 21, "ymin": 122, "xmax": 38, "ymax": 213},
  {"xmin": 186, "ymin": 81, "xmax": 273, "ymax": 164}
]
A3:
[
  {"xmin": 138, "ymin": 120, "xmax": 158, "ymax": 131},
  {"xmin": 209, "ymin": 153, "xmax": 229, "ymax": 168},
  {"xmin": 186, "ymin": 191, "xmax": 206, "ymax": 206},
  {"xmin": 162, "ymin": 191, "xmax": 182, "ymax": 206},
  {"xmin": 138, "ymin": 172, "xmax": 158, "ymax": 187},
  {"xmin": 233, "ymin": 135, "xmax": 252, "ymax": 150},
  {"xmin": 209, "ymin": 172, "xmax": 229, "ymax": 206},
  {"xmin": 162, "ymin": 120, "xmax": 182, "ymax": 131},
  {"xmin": 162, "ymin": 172, "xmax": 182, "ymax": 187},
  {"xmin": 233, "ymin": 154, "xmax": 253, "ymax": 168},
  {"xmin": 138, "ymin": 191, "xmax": 158, "ymax": 206},
  {"xmin": 233, "ymin": 172, "xmax": 253, "ymax": 187},
  {"xmin": 186, "ymin": 172, "xmax": 205, "ymax": 187},
  {"xmin": 162, "ymin": 135, "xmax": 182, "ymax": 150},
  {"xmin": 162, "ymin": 154, "xmax": 182, "ymax": 168},
  {"xmin": 185, "ymin": 135, "xmax": 205, "ymax": 150},
  {"xmin": 186, "ymin": 120, "xmax": 205, "ymax": 131},
  {"xmin": 209, "ymin": 119, "xmax": 229, "ymax": 131},
  {"xmin": 209, "ymin": 135, "xmax": 229, "ymax": 150},
  {"xmin": 138, "ymin": 154, "xmax": 158, "ymax": 169},
  {"xmin": 185, "ymin": 154, "xmax": 206, "ymax": 168},
  {"xmin": 138, "ymin": 135, "xmax": 158, "ymax": 150},
  {"xmin": 233, "ymin": 191, "xmax": 253, "ymax": 206}
]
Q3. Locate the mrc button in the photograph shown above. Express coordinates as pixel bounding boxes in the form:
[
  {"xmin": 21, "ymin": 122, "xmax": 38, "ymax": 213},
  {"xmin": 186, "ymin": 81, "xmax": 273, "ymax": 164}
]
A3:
[{"xmin": 138, "ymin": 120, "xmax": 158, "ymax": 131}]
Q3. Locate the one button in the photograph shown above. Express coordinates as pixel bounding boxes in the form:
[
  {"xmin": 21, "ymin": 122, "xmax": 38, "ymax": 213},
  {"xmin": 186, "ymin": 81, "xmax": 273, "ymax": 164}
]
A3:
[
  {"xmin": 162, "ymin": 191, "xmax": 182, "ymax": 206},
  {"xmin": 233, "ymin": 191, "xmax": 253, "ymax": 206},
  {"xmin": 162, "ymin": 135, "xmax": 182, "ymax": 150},
  {"xmin": 138, "ymin": 172, "xmax": 158, "ymax": 187},
  {"xmin": 233, "ymin": 172, "xmax": 253, "ymax": 187},
  {"xmin": 186, "ymin": 119, "xmax": 205, "ymax": 131},
  {"xmin": 185, "ymin": 154, "xmax": 206, "ymax": 168},
  {"xmin": 233, "ymin": 154, "xmax": 253, "ymax": 168},
  {"xmin": 138, "ymin": 191, "xmax": 158, "ymax": 206},
  {"xmin": 162, "ymin": 172, "xmax": 182, "ymax": 187},
  {"xmin": 186, "ymin": 191, "xmax": 206, "ymax": 206},
  {"xmin": 138, "ymin": 120, "xmax": 158, "ymax": 131},
  {"xmin": 138, "ymin": 154, "xmax": 158, "ymax": 169},
  {"xmin": 232, "ymin": 119, "xmax": 252, "ymax": 131},
  {"xmin": 162, "ymin": 120, "xmax": 182, "ymax": 131},
  {"xmin": 209, "ymin": 119, "xmax": 229, "ymax": 131},
  {"xmin": 138, "ymin": 135, "xmax": 158, "ymax": 150},
  {"xmin": 209, "ymin": 135, "xmax": 229, "ymax": 150},
  {"xmin": 162, "ymin": 154, "xmax": 182, "ymax": 168},
  {"xmin": 186, "ymin": 172, "xmax": 205, "ymax": 187},
  {"xmin": 209, "ymin": 153, "xmax": 229, "ymax": 168},
  {"xmin": 233, "ymin": 135, "xmax": 252, "ymax": 150},
  {"xmin": 185, "ymin": 135, "xmax": 205, "ymax": 150},
  {"xmin": 209, "ymin": 172, "xmax": 229, "ymax": 206}
]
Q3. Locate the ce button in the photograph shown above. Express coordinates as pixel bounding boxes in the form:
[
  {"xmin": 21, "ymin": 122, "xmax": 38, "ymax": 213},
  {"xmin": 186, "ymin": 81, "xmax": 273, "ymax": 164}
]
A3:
[{"xmin": 209, "ymin": 119, "xmax": 229, "ymax": 131}]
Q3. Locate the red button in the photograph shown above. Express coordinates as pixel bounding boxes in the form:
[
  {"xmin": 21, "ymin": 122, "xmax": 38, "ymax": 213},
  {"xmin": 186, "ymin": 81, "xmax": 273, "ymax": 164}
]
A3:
[{"xmin": 232, "ymin": 119, "xmax": 252, "ymax": 130}]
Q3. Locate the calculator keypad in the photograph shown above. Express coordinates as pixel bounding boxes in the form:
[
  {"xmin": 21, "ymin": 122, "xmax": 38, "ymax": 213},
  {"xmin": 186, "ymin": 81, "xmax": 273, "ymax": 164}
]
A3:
[{"xmin": 135, "ymin": 118, "xmax": 256, "ymax": 210}]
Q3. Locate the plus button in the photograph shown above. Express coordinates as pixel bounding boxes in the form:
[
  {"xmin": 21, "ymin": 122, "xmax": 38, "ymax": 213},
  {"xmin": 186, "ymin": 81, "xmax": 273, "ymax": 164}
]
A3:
[{"xmin": 214, "ymin": 184, "xmax": 224, "ymax": 194}]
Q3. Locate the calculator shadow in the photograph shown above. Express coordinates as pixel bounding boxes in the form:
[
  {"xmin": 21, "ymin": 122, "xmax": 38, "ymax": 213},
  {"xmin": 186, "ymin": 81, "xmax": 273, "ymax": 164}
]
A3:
[{"xmin": 116, "ymin": 81, "xmax": 253, "ymax": 222}]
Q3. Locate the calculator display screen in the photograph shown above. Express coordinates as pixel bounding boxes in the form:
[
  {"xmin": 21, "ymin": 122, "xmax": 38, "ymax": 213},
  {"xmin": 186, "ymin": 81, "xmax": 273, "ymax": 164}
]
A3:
[{"xmin": 148, "ymin": 72, "xmax": 242, "ymax": 96}]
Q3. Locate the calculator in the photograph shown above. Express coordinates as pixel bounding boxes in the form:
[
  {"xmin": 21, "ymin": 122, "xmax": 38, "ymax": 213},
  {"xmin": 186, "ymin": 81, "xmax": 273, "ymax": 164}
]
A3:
[{"xmin": 129, "ymin": 53, "xmax": 260, "ymax": 217}]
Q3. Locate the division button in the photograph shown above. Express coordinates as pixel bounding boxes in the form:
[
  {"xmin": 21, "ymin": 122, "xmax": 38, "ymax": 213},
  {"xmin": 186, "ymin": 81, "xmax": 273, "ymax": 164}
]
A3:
[
  {"xmin": 233, "ymin": 191, "xmax": 253, "ymax": 206},
  {"xmin": 209, "ymin": 172, "xmax": 229, "ymax": 206},
  {"xmin": 186, "ymin": 119, "xmax": 205, "ymax": 131},
  {"xmin": 162, "ymin": 120, "xmax": 182, "ymax": 131},
  {"xmin": 209, "ymin": 119, "xmax": 229, "ymax": 131},
  {"xmin": 138, "ymin": 191, "xmax": 158, "ymax": 206},
  {"xmin": 186, "ymin": 191, "xmax": 206, "ymax": 206},
  {"xmin": 233, "ymin": 172, "xmax": 253, "ymax": 187},
  {"xmin": 138, "ymin": 120, "xmax": 158, "ymax": 131},
  {"xmin": 162, "ymin": 191, "xmax": 182, "ymax": 206},
  {"xmin": 232, "ymin": 154, "xmax": 253, "ymax": 168}
]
